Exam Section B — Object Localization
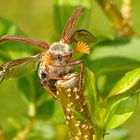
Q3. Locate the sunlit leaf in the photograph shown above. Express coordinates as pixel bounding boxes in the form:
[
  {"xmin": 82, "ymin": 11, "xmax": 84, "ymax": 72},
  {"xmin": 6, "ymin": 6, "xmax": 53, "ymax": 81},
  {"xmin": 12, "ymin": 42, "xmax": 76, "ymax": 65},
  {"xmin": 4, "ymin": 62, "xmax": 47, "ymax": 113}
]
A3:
[
  {"xmin": 104, "ymin": 128, "xmax": 130, "ymax": 140},
  {"xmin": 107, "ymin": 68, "xmax": 140, "ymax": 104},
  {"xmin": 104, "ymin": 93, "xmax": 139, "ymax": 130},
  {"xmin": 83, "ymin": 68, "xmax": 99, "ymax": 122}
]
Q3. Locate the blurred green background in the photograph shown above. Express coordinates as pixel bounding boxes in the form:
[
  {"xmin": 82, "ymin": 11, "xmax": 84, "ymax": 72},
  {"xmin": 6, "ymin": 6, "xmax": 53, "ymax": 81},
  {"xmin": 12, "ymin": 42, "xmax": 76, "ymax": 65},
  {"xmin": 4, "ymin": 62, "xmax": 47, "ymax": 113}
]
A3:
[{"xmin": 0, "ymin": 0, "xmax": 140, "ymax": 140}]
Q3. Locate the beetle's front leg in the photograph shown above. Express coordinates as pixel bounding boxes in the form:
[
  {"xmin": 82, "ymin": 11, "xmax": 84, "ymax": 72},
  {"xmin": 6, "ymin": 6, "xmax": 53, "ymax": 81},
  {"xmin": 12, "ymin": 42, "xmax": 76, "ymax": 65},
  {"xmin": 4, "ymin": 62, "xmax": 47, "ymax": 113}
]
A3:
[
  {"xmin": 41, "ymin": 81, "xmax": 59, "ymax": 100},
  {"xmin": 67, "ymin": 60, "xmax": 84, "ymax": 93}
]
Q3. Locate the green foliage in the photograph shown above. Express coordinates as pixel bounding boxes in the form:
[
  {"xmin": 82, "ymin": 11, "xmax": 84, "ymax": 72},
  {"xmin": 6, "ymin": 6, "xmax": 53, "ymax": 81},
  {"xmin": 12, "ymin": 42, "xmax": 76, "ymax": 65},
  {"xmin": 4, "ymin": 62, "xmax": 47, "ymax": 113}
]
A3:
[
  {"xmin": 84, "ymin": 68, "xmax": 139, "ymax": 138},
  {"xmin": 104, "ymin": 94, "xmax": 138, "ymax": 129},
  {"xmin": 37, "ymin": 99, "xmax": 54, "ymax": 119},
  {"xmin": 107, "ymin": 68, "xmax": 140, "ymax": 104},
  {"xmin": 104, "ymin": 129, "xmax": 130, "ymax": 140},
  {"xmin": 0, "ymin": 0, "xmax": 140, "ymax": 140},
  {"xmin": 83, "ymin": 68, "xmax": 98, "ymax": 123}
]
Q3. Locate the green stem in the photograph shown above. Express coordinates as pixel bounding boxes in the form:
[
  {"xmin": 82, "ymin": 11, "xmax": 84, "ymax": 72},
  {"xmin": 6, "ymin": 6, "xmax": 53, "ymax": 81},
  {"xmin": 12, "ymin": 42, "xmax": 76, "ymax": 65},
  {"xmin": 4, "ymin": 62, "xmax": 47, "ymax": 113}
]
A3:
[
  {"xmin": 56, "ymin": 73, "xmax": 94, "ymax": 140},
  {"xmin": 95, "ymin": 129, "xmax": 104, "ymax": 140},
  {"xmin": 0, "ymin": 128, "xmax": 7, "ymax": 140},
  {"xmin": 13, "ymin": 117, "xmax": 36, "ymax": 140},
  {"xmin": 94, "ymin": 99, "xmax": 105, "ymax": 140},
  {"xmin": 97, "ymin": 0, "xmax": 135, "ymax": 37}
]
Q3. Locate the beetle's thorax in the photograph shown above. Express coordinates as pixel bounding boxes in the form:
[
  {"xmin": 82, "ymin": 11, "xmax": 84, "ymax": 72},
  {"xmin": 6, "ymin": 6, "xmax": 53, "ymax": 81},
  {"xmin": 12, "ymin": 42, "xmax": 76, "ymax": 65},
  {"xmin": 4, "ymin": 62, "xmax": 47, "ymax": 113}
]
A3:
[
  {"xmin": 49, "ymin": 42, "xmax": 72, "ymax": 56},
  {"xmin": 49, "ymin": 42, "xmax": 72, "ymax": 64},
  {"xmin": 38, "ymin": 42, "xmax": 73, "ymax": 80}
]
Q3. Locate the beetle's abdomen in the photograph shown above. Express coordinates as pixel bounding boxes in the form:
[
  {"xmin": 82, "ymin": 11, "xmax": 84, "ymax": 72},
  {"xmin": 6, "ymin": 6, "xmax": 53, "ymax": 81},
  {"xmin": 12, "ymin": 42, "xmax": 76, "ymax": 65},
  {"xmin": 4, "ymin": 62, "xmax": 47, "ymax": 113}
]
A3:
[
  {"xmin": 46, "ymin": 79, "xmax": 57, "ymax": 92},
  {"xmin": 38, "ymin": 62, "xmax": 57, "ymax": 92},
  {"xmin": 38, "ymin": 62, "xmax": 48, "ymax": 81},
  {"xmin": 48, "ymin": 65, "xmax": 72, "ymax": 77}
]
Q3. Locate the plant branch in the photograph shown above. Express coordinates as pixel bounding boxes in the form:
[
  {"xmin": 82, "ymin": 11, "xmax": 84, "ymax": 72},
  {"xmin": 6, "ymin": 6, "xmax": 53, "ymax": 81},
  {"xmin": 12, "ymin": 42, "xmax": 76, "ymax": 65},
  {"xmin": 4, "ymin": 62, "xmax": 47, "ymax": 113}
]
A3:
[
  {"xmin": 13, "ymin": 117, "xmax": 36, "ymax": 140},
  {"xmin": 0, "ymin": 128, "xmax": 7, "ymax": 140},
  {"xmin": 121, "ymin": 0, "xmax": 132, "ymax": 26},
  {"xmin": 56, "ymin": 73, "xmax": 94, "ymax": 140},
  {"xmin": 97, "ymin": 0, "xmax": 135, "ymax": 37}
]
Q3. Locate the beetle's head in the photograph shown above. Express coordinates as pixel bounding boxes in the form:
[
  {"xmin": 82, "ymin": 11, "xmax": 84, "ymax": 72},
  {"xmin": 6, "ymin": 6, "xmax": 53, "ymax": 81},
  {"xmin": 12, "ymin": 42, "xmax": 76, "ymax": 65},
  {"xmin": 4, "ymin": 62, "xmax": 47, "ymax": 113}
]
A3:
[{"xmin": 49, "ymin": 42, "xmax": 73, "ymax": 62}]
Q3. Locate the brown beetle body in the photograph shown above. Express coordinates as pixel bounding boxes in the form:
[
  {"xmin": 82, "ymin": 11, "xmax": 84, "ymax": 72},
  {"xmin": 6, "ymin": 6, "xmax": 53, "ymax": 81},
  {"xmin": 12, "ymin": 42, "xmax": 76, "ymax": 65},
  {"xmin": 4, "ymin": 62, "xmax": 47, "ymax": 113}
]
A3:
[{"xmin": 0, "ymin": 7, "xmax": 97, "ymax": 100}]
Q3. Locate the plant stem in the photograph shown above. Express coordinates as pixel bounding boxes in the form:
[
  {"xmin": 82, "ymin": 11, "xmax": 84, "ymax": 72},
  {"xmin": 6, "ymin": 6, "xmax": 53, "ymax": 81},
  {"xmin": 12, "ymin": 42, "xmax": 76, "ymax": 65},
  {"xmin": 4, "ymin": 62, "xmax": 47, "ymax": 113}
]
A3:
[
  {"xmin": 121, "ymin": 0, "xmax": 132, "ymax": 26},
  {"xmin": 0, "ymin": 128, "xmax": 7, "ymax": 140},
  {"xmin": 56, "ymin": 73, "xmax": 94, "ymax": 140},
  {"xmin": 13, "ymin": 117, "xmax": 36, "ymax": 140},
  {"xmin": 94, "ymin": 126, "xmax": 104, "ymax": 140},
  {"xmin": 97, "ymin": 0, "xmax": 135, "ymax": 37}
]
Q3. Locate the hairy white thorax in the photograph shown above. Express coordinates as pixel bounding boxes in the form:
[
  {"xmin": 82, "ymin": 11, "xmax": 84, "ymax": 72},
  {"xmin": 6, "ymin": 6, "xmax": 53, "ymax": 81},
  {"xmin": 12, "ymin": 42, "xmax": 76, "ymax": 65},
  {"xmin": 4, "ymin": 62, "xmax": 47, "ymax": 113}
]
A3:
[
  {"xmin": 38, "ymin": 42, "xmax": 73, "ymax": 81},
  {"xmin": 49, "ymin": 42, "xmax": 73, "ymax": 56}
]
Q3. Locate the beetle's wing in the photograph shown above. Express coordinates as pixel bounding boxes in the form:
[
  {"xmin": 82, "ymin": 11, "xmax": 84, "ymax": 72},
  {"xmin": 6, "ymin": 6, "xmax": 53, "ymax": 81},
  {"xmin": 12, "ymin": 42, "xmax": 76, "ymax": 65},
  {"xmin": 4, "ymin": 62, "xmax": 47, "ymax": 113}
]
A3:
[
  {"xmin": 0, "ymin": 53, "xmax": 42, "ymax": 82},
  {"xmin": 61, "ymin": 7, "xmax": 84, "ymax": 43},
  {"xmin": 70, "ymin": 29, "xmax": 97, "ymax": 44}
]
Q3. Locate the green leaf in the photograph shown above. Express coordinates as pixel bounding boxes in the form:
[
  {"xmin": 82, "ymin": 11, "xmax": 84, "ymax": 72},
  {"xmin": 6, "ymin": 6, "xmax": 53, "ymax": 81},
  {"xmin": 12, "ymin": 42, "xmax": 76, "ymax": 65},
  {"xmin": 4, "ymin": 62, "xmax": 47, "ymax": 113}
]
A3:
[
  {"xmin": 90, "ymin": 57, "xmax": 140, "ymax": 76},
  {"xmin": 37, "ymin": 100, "xmax": 54, "ymax": 119},
  {"xmin": 104, "ymin": 128, "xmax": 130, "ymax": 140},
  {"xmin": 50, "ymin": 102, "xmax": 65, "ymax": 123},
  {"xmin": 0, "ymin": 80, "xmax": 28, "ymax": 122},
  {"xmin": 19, "ymin": 72, "xmax": 45, "ymax": 101},
  {"xmin": 107, "ymin": 68, "xmax": 140, "ymax": 104},
  {"xmin": 83, "ymin": 67, "xmax": 99, "ymax": 122},
  {"xmin": 89, "ymin": 37, "xmax": 140, "ymax": 62},
  {"xmin": 104, "ymin": 93, "xmax": 139, "ymax": 130},
  {"xmin": 97, "ymin": 72, "xmax": 128, "ymax": 98},
  {"xmin": 84, "ymin": 37, "xmax": 140, "ymax": 97}
]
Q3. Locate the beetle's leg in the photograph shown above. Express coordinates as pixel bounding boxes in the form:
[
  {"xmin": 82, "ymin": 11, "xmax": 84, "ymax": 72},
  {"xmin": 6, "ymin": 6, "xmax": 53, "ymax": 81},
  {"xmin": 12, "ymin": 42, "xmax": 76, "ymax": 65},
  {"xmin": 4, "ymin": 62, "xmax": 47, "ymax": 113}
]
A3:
[
  {"xmin": 41, "ymin": 81, "xmax": 59, "ymax": 100},
  {"xmin": 47, "ymin": 75, "xmax": 64, "ymax": 80},
  {"xmin": 0, "ymin": 35, "xmax": 49, "ymax": 49},
  {"xmin": 48, "ymin": 75, "xmax": 78, "ymax": 81},
  {"xmin": 67, "ymin": 60, "xmax": 84, "ymax": 93},
  {"xmin": 48, "ymin": 61, "xmax": 84, "ymax": 91}
]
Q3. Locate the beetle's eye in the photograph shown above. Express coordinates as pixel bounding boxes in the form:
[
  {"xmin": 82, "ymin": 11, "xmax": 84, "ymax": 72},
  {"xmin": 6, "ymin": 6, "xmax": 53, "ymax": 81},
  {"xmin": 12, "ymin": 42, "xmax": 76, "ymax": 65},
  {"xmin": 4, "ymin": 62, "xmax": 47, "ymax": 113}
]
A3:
[
  {"xmin": 58, "ymin": 55, "xmax": 62, "ymax": 59},
  {"xmin": 70, "ymin": 53, "xmax": 72, "ymax": 57}
]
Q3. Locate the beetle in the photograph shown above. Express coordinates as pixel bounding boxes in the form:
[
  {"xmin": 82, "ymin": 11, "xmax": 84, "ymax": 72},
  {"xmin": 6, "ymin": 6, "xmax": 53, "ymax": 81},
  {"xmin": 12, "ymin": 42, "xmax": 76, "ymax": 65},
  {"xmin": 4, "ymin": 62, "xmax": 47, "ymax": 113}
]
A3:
[{"xmin": 0, "ymin": 7, "xmax": 97, "ymax": 100}]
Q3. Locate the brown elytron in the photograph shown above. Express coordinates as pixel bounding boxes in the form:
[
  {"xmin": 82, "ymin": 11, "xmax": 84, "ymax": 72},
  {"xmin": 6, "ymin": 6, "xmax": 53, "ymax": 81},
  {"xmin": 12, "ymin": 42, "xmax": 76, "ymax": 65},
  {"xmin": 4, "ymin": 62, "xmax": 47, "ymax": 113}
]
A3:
[{"xmin": 0, "ymin": 7, "xmax": 97, "ymax": 100}]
